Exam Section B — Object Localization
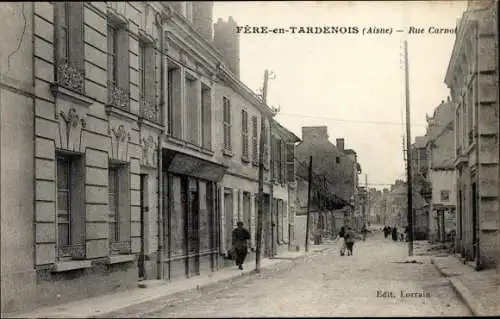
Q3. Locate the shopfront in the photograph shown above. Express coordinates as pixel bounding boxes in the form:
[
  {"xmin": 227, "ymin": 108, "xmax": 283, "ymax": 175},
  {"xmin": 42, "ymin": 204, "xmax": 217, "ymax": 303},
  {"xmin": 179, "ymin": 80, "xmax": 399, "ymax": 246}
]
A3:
[{"xmin": 161, "ymin": 150, "xmax": 227, "ymax": 280}]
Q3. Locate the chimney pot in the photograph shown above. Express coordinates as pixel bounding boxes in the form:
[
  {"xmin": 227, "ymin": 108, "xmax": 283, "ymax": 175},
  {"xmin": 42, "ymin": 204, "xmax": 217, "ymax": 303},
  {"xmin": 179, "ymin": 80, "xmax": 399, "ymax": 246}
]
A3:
[
  {"xmin": 441, "ymin": 100, "xmax": 444, "ymax": 104},
  {"xmin": 213, "ymin": 16, "xmax": 240, "ymax": 78},
  {"xmin": 336, "ymin": 138, "xmax": 345, "ymax": 151}
]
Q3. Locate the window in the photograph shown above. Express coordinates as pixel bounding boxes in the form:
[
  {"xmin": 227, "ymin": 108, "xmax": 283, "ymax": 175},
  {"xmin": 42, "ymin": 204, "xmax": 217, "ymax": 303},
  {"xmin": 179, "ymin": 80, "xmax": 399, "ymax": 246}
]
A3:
[
  {"xmin": 57, "ymin": 156, "xmax": 71, "ymax": 254},
  {"xmin": 107, "ymin": 24, "xmax": 118, "ymax": 85},
  {"xmin": 467, "ymin": 84, "xmax": 474, "ymax": 144},
  {"xmin": 106, "ymin": 15, "xmax": 130, "ymax": 109},
  {"xmin": 285, "ymin": 142, "xmax": 295, "ymax": 182},
  {"xmin": 336, "ymin": 156, "xmax": 340, "ymax": 164},
  {"xmin": 138, "ymin": 41, "xmax": 146, "ymax": 101},
  {"xmin": 440, "ymin": 190, "xmax": 450, "ymax": 202},
  {"xmin": 185, "ymin": 75, "xmax": 199, "ymax": 145},
  {"xmin": 108, "ymin": 163, "xmax": 131, "ymax": 254},
  {"xmin": 251, "ymin": 116, "xmax": 258, "ymax": 165},
  {"xmin": 108, "ymin": 167, "xmax": 120, "ymax": 245},
  {"xmin": 167, "ymin": 63, "xmax": 182, "ymax": 138},
  {"xmin": 263, "ymin": 124, "xmax": 269, "ymax": 169},
  {"xmin": 241, "ymin": 110, "xmax": 249, "ymax": 160},
  {"xmin": 56, "ymin": 153, "xmax": 85, "ymax": 259},
  {"xmin": 223, "ymin": 97, "xmax": 232, "ymax": 151},
  {"xmin": 201, "ymin": 84, "xmax": 212, "ymax": 149},
  {"xmin": 54, "ymin": 2, "xmax": 85, "ymax": 93}
]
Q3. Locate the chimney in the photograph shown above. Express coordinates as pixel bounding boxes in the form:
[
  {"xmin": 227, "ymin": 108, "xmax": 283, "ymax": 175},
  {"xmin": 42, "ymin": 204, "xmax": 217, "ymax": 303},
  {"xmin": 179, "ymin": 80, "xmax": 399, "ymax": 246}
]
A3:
[
  {"xmin": 192, "ymin": 2, "xmax": 213, "ymax": 42},
  {"xmin": 447, "ymin": 96, "xmax": 451, "ymax": 102},
  {"xmin": 301, "ymin": 126, "xmax": 329, "ymax": 142},
  {"xmin": 336, "ymin": 138, "xmax": 345, "ymax": 151},
  {"xmin": 213, "ymin": 16, "xmax": 240, "ymax": 78}
]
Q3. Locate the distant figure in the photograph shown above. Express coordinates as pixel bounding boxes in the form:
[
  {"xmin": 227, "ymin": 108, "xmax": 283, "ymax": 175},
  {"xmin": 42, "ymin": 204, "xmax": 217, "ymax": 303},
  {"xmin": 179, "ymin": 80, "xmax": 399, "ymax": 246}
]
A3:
[
  {"xmin": 338, "ymin": 226, "xmax": 346, "ymax": 240},
  {"xmin": 383, "ymin": 226, "xmax": 390, "ymax": 239},
  {"xmin": 344, "ymin": 226, "xmax": 356, "ymax": 256},
  {"xmin": 232, "ymin": 221, "xmax": 251, "ymax": 270},
  {"xmin": 361, "ymin": 224, "xmax": 367, "ymax": 241},
  {"xmin": 391, "ymin": 226, "xmax": 398, "ymax": 242},
  {"xmin": 404, "ymin": 225, "xmax": 409, "ymax": 242}
]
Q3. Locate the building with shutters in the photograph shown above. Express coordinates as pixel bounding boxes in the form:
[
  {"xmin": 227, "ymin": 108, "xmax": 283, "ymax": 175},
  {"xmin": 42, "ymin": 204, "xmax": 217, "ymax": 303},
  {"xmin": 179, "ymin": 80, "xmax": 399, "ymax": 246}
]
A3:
[{"xmin": 445, "ymin": 0, "xmax": 499, "ymax": 270}]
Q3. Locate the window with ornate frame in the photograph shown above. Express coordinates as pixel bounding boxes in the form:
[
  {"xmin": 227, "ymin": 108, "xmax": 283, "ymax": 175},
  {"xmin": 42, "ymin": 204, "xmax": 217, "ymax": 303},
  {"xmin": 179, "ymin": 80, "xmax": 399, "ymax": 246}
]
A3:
[
  {"xmin": 56, "ymin": 153, "xmax": 85, "ymax": 260},
  {"xmin": 106, "ymin": 12, "xmax": 130, "ymax": 110}
]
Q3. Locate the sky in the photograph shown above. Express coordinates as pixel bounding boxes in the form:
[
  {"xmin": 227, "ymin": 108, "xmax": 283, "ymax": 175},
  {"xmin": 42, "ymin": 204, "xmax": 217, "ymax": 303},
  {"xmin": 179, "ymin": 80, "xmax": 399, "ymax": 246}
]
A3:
[{"xmin": 213, "ymin": 1, "xmax": 468, "ymax": 189}]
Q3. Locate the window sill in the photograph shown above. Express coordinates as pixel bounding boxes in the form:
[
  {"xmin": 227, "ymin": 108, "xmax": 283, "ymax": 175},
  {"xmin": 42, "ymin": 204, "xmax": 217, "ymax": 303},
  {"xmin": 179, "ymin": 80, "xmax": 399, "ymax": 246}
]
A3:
[
  {"xmin": 105, "ymin": 104, "xmax": 138, "ymax": 122},
  {"xmin": 222, "ymin": 149, "xmax": 233, "ymax": 157},
  {"xmin": 166, "ymin": 135, "xmax": 185, "ymax": 147},
  {"xmin": 138, "ymin": 116, "xmax": 163, "ymax": 131},
  {"xmin": 50, "ymin": 83, "xmax": 93, "ymax": 107},
  {"xmin": 51, "ymin": 260, "xmax": 92, "ymax": 273},
  {"xmin": 201, "ymin": 148, "xmax": 214, "ymax": 156},
  {"xmin": 106, "ymin": 254, "xmax": 136, "ymax": 264},
  {"xmin": 241, "ymin": 155, "xmax": 250, "ymax": 164}
]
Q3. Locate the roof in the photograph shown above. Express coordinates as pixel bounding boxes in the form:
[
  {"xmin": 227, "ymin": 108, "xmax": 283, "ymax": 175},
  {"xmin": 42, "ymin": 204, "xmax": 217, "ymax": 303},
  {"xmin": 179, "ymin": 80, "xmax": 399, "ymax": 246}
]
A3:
[
  {"xmin": 414, "ymin": 136, "xmax": 428, "ymax": 148},
  {"xmin": 425, "ymin": 101, "xmax": 454, "ymax": 145},
  {"xmin": 271, "ymin": 120, "xmax": 301, "ymax": 143}
]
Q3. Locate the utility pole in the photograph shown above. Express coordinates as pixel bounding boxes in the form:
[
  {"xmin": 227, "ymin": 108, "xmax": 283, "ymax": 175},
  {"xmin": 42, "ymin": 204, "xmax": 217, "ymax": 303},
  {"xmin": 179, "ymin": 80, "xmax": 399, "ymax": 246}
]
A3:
[
  {"xmin": 256, "ymin": 69, "xmax": 274, "ymax": 271},
  {"xmin": 364, "ymin": 174, "xmax": 368, "ymax": 227},
  {"xmin": 404, "ymin": 40, "xmax": 414, "ymax": 257},
  {"xmin": 305, "ymin": 156, "xmax": 313, "ymax": 252}
]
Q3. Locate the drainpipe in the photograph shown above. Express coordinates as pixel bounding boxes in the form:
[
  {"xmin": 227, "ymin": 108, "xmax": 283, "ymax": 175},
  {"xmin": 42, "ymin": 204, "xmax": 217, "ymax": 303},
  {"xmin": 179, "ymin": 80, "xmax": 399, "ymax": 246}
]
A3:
[{"xmin": 155, "ymin": 8, "xmax": 168, "ymax": 280}]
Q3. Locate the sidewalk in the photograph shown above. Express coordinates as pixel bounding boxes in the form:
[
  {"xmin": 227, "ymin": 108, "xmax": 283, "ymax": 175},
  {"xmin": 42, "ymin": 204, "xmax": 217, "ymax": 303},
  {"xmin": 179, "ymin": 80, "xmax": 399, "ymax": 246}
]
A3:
[
  {"xmin": 431, "ymin": 255, "xmax": 499, "ymax": 316},
  {"xmin": 9, "ymin": 245, "xmax": 331, "ymax": 319}
]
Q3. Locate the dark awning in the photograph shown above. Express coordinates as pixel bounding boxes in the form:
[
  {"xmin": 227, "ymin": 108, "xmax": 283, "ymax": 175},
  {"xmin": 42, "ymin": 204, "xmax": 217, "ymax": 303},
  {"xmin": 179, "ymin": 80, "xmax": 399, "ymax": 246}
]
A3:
[{"xmin": 163, "ymin": 150, "xmax": 228, "ymax": 182}]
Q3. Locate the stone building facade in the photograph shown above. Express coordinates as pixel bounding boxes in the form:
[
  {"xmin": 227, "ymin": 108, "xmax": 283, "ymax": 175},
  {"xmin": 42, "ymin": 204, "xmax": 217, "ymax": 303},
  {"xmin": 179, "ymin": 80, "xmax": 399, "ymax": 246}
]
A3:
[
  {"xmin": 0, "ymin": 1, "xmax": 302, "ymax": 314},
  {"xmin": 445, "ymin": 0, "xmax": 499, "ymax": 269}
]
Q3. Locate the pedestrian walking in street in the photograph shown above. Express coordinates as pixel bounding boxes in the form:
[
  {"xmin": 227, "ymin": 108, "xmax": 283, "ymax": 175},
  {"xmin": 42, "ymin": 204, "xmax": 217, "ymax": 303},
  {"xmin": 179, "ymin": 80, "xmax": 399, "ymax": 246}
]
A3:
[
  {"xmin": 344, "ymin": 227, "xmax": 355, "ymax": 256},
  {"xmin": 232, "ymin": 221, "xmax": 250, "ymax": 270},
  {"xmin": 391, "ymin": 226, "xmax": 398, "ymax": 242},
  {"xmin": 383, "ymin": 226, "xmax": 388, "ymax": 238},
  {"xmin": 361, "ymin": 224, "xmax": 367, "ymax": 241},
  {"xmin": 404, "ymin": 225, "xmax": 409, "ymax": 242}
]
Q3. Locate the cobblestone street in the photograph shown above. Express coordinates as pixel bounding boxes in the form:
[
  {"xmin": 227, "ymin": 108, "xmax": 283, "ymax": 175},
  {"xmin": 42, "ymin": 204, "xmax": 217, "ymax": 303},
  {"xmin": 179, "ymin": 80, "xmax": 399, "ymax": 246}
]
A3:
[{"xmin": 110, "ymin": 234, "xmax": 471, "ymax": 317}]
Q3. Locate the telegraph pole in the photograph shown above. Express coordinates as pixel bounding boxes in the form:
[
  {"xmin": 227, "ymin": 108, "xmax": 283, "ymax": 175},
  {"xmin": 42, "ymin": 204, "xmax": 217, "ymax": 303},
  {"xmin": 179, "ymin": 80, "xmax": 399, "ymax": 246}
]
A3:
[
  {"xmin": 256, "ymin": 69, "xmax": 274, "ymax": 271},
  {"xmin": 305, "ymin": 156, "xmax": 313, "ymax": 252},
  {"xmin": 363, "ymin": 174, "xmax": 368, "ymax": 227},
  {"xmin": 404, "ymin": 40, "xmax": 414, "ymax": 256}
]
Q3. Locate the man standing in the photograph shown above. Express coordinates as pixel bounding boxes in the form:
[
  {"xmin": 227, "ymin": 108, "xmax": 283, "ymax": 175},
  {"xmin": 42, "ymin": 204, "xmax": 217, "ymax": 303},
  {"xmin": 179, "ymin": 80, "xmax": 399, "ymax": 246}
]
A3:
[{"xmin": 232, "ymin": 221, "xmax": 251, "ymax": 270}]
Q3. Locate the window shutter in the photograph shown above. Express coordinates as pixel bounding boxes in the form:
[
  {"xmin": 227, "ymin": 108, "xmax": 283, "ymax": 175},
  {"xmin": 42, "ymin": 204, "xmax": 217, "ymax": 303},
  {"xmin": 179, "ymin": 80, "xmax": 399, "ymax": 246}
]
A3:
[
  {"xmin": 117, "ymin": 28, "xmax": 130, "ymax": 91},
  {"xmin": 286, "ymin": 143, "xmax": 295, "ymax": 183},
  {"xmin": 68, "ymin": 2, "xmax": 84, "ymax": 72}
]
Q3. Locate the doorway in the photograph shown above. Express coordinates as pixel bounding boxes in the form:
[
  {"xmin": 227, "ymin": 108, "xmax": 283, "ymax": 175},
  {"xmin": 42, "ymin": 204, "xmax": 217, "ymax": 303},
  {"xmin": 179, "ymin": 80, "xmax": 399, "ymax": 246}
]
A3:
[
  {"xmin": 186, "ymin": 180, "xmax": 200, "ymax": 277},
  {"xmin": 138, "ymin": 174, "xmax": 148, "ymax": 280},
  {"xmin": 471, "ymin": 182, "xmax": 478, "ymax": 263},
  {"xmin": 224, "ymin": 189, "xmax": 233, "ymax": 254}
]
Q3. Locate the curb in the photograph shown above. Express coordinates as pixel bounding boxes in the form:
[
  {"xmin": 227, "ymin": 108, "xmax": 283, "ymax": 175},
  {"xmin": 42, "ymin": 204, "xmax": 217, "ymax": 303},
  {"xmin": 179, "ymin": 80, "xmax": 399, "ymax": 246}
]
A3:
[
  {"xmin": 448, "ymin": 277, "xmax": 492, "ymax": 316},
  {"xmin": 431, "ymin": 257, "xmax": 490, "ymax": 317},
  {"xmin": 93, "ymin": 247, "xmax": 330, "ymax": 318}
]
